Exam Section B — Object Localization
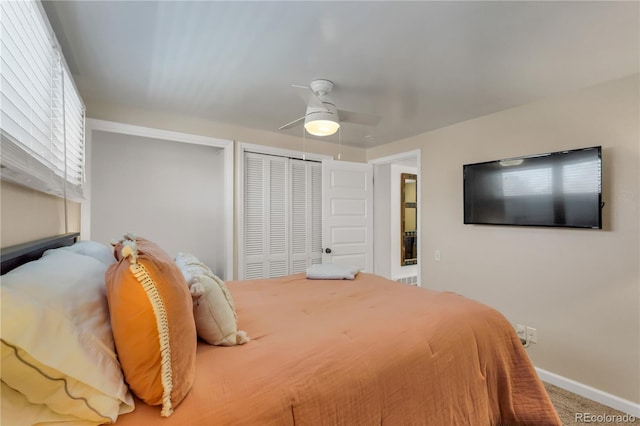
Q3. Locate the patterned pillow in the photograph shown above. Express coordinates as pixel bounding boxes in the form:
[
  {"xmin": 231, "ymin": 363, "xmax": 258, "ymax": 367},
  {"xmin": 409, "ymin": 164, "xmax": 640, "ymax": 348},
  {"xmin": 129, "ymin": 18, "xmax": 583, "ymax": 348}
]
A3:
[
  {"xmin": 174, "ymin": 252, "xmax": 249, "ymax": 346},
  {"xmin": 105, "ymin": 234, "xmax": 197, "ymax": 417}
]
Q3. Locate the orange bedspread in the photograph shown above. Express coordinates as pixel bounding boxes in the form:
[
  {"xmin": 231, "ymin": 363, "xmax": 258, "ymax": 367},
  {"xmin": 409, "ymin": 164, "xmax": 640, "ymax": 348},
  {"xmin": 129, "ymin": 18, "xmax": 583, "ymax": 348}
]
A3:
[{"xmin": 114, "ymin": 273, "xmax": 560, "ymax": 425}]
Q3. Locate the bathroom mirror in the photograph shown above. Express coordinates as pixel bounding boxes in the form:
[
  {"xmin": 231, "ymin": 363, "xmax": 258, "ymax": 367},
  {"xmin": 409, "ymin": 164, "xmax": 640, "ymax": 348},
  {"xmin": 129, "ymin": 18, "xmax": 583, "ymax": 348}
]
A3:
[{"xmin": 401, "ymin": 173, "xmax": 417, "ymax": 266}]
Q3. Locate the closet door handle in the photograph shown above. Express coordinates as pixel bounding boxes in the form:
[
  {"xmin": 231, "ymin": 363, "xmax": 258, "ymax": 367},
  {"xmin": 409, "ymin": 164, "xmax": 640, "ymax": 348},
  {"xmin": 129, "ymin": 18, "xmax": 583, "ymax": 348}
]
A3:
[{"xmin": 325, "ymin": 248, "xmax": 332, "ymax": 254}]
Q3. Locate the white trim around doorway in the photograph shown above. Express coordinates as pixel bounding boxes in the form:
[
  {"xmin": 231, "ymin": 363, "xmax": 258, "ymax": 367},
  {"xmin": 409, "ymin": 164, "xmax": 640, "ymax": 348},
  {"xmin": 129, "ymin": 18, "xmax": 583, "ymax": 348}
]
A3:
[{"xmin": 369, "ymin": 149, "xmax": 422, "ymax": 285}]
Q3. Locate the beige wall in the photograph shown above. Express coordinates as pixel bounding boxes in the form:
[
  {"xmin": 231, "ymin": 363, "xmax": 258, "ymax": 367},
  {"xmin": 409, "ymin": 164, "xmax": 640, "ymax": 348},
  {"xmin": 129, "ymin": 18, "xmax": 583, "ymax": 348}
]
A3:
[
  {"xmin": 0, "ymin": 181, "xmax": 80, "ymax": 247},
  {"xmin": 90, "ymin": 131, "xmax": 226, "ymax": 275},
  {"xmin": 367, "ymin": 74, "xmax": 640, "ymax": 403}
]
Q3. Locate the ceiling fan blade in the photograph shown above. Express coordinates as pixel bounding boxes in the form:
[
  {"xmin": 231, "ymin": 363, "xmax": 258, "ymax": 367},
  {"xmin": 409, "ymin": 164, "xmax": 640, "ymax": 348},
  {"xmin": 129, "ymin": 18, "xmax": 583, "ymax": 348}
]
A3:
[
  {"xmin": 278, "ymin": 115, "xmax": 306, "ymax": 131},
  {"xmin": 337, "ymin": 109, "xmax": 381, "ymax": 126},
  {"xmin": 292, "ymin": 85, "xmax": 327, "ymax": 111}
]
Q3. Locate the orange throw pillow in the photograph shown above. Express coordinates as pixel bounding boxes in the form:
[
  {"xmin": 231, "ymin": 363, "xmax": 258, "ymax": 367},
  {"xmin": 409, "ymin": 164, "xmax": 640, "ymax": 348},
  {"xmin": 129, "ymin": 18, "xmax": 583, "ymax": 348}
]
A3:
[{"xmin": 105, "ymin": 234, "xmax": 197, "ymax": 417}]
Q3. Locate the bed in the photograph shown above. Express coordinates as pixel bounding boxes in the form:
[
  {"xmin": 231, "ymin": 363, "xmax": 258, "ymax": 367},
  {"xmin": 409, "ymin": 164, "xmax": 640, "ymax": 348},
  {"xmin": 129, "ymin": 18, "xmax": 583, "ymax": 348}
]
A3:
[{"xmin": 1, "ymin": 234, "xmax": 561, "ymax": 426}]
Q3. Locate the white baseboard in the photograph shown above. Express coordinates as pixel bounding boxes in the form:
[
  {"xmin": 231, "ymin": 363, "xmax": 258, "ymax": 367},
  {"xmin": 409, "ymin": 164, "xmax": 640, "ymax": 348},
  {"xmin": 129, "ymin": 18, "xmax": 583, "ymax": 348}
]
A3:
[{"xmin": 536, "ymin": 367, "xmax": 640, "ymax": 418}]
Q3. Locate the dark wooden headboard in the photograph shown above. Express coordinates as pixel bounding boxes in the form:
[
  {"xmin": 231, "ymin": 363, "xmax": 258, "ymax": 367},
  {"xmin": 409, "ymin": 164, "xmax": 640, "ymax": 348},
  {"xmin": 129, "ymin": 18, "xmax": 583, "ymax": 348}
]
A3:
[{"xmin": 0, "ymin": 232, "xmax": 80, "ymax": 275}]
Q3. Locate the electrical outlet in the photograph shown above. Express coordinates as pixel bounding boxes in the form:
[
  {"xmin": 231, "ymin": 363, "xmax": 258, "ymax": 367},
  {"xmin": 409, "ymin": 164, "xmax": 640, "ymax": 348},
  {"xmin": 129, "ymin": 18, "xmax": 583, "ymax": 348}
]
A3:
[
  {"xmin": 516, "ymin": 324, "xmax": 526, "ymax": 339},
  {"xmin": 526, "ymin": 327, "xmax": 537, "ymax": 344}
]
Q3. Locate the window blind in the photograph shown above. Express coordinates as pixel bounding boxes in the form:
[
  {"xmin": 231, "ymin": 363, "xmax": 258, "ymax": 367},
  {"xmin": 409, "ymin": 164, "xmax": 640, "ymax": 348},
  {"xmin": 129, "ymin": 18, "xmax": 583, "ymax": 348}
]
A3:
[
  {"xmin": 562, "ymin": 160, "xmax": 601, "ymax": 194},
  {"xmin": 0, "ymin": 0, "xmax": 85, "ymax": 200}
]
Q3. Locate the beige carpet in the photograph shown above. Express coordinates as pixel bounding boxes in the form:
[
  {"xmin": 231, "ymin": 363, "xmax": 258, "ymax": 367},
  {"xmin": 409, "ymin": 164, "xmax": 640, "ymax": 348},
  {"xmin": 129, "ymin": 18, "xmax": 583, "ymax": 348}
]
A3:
[{"xmin": 544, "ymin": 382, "xmax": 639, "ymax": 425}]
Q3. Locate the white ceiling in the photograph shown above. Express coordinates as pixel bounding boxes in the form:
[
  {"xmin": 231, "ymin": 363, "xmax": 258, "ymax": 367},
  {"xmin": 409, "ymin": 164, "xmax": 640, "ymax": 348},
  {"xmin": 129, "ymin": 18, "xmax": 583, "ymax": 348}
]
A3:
[{"xmin": 43, "ymin": 1, "xmax": 639, "ymax": 149}]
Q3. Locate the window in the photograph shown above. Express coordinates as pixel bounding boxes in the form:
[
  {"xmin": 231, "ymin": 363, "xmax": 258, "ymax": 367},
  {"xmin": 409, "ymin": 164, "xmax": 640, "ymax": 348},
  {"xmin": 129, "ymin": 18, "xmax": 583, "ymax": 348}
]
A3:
[
  {"xmin": 562, "ymin": 160, "xmax": 601, "ymax": 194},
  {"xmin": 1, "ymin": 0, "xmax": 85, "ymax": 200},
  {"xmin": 502, "ymin": 168, "xmax": 552, "ymax": 197}
]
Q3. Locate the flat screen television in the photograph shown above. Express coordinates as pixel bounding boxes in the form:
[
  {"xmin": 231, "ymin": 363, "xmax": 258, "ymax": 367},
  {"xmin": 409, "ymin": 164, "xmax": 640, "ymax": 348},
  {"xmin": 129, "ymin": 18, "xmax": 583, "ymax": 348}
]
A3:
[{"xmin": 463, "ymin": 146, "xmax": 602, "ymax": 229}]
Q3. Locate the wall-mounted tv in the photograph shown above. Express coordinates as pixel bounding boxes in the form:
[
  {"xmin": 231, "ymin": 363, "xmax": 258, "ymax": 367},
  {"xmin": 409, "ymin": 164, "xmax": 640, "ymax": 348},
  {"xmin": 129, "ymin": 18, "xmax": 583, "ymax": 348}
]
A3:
[{"xmin": 463, "ymin": 146, "xmax": 602, "ymax": 229}]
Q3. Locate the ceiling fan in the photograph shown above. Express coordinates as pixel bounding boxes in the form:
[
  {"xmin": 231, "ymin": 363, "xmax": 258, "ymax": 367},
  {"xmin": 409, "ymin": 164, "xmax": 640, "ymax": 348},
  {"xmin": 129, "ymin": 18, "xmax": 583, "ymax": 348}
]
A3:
[{"xmin": 278, "ymin": 79, "xmax": 381, "ymax": 137}]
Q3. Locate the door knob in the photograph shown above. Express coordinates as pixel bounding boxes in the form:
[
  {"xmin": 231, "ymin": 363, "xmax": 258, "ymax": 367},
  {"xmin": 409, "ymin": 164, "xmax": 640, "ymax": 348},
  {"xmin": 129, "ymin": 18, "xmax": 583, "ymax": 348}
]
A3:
[{"xmin": 325, "ymin": 248, "xmax": 332, "ymax": 254}]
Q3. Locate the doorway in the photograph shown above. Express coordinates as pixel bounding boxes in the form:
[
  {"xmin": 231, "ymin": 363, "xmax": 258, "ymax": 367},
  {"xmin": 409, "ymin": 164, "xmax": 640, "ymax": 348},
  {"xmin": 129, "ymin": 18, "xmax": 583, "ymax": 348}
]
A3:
[{"xmin": 370, "ymin": 150, "xmax": 421, "ymax": 286}]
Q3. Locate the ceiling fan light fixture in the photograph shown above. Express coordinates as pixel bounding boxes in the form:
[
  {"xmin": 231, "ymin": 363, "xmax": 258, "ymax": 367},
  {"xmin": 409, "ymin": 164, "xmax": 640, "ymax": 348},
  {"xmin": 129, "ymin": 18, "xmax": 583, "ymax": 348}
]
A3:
[{"xmin": 304, "ymin": 112, "xmax": 340, "ymax": 136}]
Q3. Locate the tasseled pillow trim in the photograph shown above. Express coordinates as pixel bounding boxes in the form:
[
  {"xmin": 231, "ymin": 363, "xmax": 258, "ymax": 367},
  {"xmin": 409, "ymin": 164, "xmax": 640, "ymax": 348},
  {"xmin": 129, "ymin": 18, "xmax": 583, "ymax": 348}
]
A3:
[{"xmin": 121, "ymin": 237, "xmax": 174, "ymax": 417}]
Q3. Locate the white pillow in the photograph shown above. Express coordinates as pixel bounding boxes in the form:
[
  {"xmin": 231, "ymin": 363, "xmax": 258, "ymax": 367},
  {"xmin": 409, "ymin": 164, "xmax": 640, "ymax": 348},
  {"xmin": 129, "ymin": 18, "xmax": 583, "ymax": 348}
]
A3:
[
  {"xmin": 174, "ymin": 252, "xmax": 249, "ymax": 346},
  {"xmin": 44, "ymin": 240, "xmax": 115, "ymax": 265},
  {"xmin": 1, "ymin": 249, "xmax": 134, "ymax": 423}
]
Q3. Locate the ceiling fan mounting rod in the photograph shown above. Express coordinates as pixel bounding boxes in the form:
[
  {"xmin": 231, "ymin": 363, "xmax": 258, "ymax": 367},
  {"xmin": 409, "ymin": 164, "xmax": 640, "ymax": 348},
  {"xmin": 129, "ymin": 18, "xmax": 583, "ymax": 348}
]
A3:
[{"xmin": 310, "ymin": 79, "xmax": 334, "ymax": 96}]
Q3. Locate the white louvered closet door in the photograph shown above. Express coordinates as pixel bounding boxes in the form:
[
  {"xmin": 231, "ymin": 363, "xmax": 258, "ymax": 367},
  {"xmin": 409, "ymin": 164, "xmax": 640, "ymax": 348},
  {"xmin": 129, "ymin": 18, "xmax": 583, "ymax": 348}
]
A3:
[
  {"xmin": 243, "ymin": 153, "xmax": 289, "ymax": 279},
  {"xmin": 242, "ymin": 153, "xmax": 321, "ymax": 280},
  {"xmin": 290, "ymin": 159, "xmax": 322, "ymax": 273}
]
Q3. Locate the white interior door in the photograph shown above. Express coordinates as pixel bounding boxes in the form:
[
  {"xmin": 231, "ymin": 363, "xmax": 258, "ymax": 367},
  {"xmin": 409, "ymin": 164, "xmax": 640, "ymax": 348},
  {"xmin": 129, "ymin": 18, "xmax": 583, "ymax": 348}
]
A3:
[{"xmin": 322, "ymin": 160, "xmax": 374, "ymax": 272}]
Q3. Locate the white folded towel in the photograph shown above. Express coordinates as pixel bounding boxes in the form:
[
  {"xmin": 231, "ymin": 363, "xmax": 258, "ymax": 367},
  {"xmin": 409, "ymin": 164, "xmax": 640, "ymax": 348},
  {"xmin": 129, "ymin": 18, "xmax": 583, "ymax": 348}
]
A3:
[{"xmin": 306, "ymin": 263, "xmax": 360, "ymax": 280}]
